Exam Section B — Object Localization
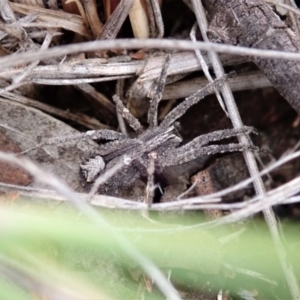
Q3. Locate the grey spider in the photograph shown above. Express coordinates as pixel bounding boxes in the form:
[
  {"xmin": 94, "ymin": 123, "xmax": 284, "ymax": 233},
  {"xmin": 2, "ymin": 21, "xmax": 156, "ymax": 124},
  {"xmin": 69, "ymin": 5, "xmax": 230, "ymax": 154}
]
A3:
[
  {"xmin": 79, "ymin": 71, "xmax": 258, "ymax": 196},
  {"xmin": 22, "ymin": 56, "xmax": 258, "ymax": 197}
]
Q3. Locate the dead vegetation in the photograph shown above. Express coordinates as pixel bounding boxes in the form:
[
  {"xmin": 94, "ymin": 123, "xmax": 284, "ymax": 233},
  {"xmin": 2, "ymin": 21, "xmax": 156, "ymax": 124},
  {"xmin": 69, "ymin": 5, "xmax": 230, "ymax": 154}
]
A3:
[{"xmin": 1, "ymin": 0, "xmax": 300, "ymax": 299}]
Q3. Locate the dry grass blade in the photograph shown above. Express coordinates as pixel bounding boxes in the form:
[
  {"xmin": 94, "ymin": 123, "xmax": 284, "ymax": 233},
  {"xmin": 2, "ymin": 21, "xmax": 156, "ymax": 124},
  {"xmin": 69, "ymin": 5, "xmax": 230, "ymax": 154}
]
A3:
[
  {"xmin": 99, "ymin": 0, "xmax": 134, "ymax": 40},
  {"xmin": 81, "ymin": 0, "xmax": 103, "ymax": 37},
  {"xmin": 162, "ymin": 72, "xmax": 272, "ymax": 100},
  {"xmin": 144, "ymin": 0, "xmax": 164, "ymax": 37},
  {"xmin": 1, "ymin": 0, "xmax": 17, "ymax": 22},
  {"xmin": 129, "ymin": 0, "xmax": 150, "ymax": 38},
  {"xmin": 0, "ymin": 52, "xmax": 247, "ymax": 85},
  {"xmin": 162, "ymin": 71, "xmax": 271, "ymax": 100},
  {"xmin": 10, "ymin": 2, "xmax": 90, "ymax": 37},
  {"xmin": 4, "ymin": 38, "xmax": 300, "ymax": 70}
]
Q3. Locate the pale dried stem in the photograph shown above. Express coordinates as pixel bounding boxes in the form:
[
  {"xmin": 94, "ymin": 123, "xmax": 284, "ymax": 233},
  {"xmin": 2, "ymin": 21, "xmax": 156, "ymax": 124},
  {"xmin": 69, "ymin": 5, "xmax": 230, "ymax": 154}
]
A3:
[
  {"xmin": 144, "ymin": 0, "xmax": 157, "ymax": 36},
  {"xmin": 81, "ymin": 0, "xmax": 103, "ymax": 37},
  {"xmin": 0, "ymin": 183, "xmax": 146, "ymax": 209},
  {"xmin": 10, "ymin": 2, "xmax": 90, "ymax": 37},
  {"xmin": 289, "ymin": 0, "xmax": 300, "ymax": 37},
  {"xmin": 129, "ymin": 0, "xmax": 150, "ymax": 38},
  {"xmin": 31, "ymin": 75, "xmax": 132, "ymax": 85},
  {"xmin": 162, "ymin": 71, "xmax": 271, "ymax": 100},
  {"xmin": 0, "ymin": 52, "xmax": 247, "ymax": 83},
  {"xmin": 1, "ymin": 170, "xmax": 300, "ymax": 219},
  {"xmin": 0, "ymin": 0, "xmax": 17, "ymax": 22},
  {"xmin": 4, "ymin": 39, "xmax": 300, "ymax": 70},
  {"xmin": 190, "ymin": 23, "xmax": 227, "ymax": 114},
  {"xmin": 99, "ymin": 0, "xmax": 134, "ymax": 40},
  {"xmin": 13, "ymin": 31, "xmax": 54, "ymax": 84},
  {"xmin": 65, "ymin": 0, "xmax": 89, "ymax": 27}
]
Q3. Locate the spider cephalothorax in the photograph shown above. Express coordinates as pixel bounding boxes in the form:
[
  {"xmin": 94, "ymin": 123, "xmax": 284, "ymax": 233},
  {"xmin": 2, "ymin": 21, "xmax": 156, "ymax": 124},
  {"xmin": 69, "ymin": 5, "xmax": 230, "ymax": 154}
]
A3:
[{"xmin": 80, "ymin": 67, "xmax": 258, "ymax": 195}]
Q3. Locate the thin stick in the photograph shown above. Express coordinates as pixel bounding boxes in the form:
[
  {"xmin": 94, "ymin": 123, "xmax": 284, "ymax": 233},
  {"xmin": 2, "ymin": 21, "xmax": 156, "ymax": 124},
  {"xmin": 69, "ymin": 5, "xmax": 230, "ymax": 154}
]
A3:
[
  {"xmin": 162, "ymin": 71, "xmax": 271, "ymax": 100},
  {"xmin": 190, "ymin": 23, "xmax": 227, "ymax": 115},
  {"xmin": 5, "ymin": 39, "xmax": 300, "ymax": 70}
]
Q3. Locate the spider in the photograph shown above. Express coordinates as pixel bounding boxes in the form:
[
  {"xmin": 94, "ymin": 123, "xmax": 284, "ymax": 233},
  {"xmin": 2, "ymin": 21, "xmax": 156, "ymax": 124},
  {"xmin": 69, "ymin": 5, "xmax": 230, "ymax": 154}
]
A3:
[
  {"xmin": 79, "ymin": 63, "xmax": 258, "ymax": 196},
  {"xmin": 22, "ymin": 55, "xmax": 258, "ymax": 198}
]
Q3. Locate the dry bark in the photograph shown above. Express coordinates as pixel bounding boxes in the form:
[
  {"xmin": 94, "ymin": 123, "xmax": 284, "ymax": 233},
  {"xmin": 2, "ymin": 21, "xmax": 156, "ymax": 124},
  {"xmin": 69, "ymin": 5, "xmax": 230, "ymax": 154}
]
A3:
[{"xmin": 203, "ymin": 0, "xmax": 300, "ymax": 115}]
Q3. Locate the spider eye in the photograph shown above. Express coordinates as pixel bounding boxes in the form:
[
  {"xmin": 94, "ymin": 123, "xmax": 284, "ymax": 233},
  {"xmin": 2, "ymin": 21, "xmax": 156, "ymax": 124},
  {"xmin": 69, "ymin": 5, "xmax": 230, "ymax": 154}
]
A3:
[{"xmin": 80, "ymin": 156, "xmax": 105, "ymax": 182}]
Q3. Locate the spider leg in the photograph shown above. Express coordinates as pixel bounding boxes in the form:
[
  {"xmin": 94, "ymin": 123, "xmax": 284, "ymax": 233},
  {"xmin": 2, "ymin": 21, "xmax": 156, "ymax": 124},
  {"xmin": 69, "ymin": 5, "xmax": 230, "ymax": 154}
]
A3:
[
  {"xmin": 21, "ymin": 129, "xmax": 127, "ymax": 154},
  {"xmin": 112, "ymin": 94, "xmax": 143, "ymax": 133},
  {"xmin": 159, "ymin": 72, "xmax": 234, "ymax": 128},
  {"xmin": 95, "ymin": 138, "xmax": 142, "ymax": 156},
  {"xmin": 162, "ymin": 143, "xmax": 259, "ymax": 167},
  {"xmin": 179, "ymin": 126, "xmax": 258, "ymax": 150},
  {"xmin": 148, "ymin": 53, "xmax": 172, "ymax": 128}
]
